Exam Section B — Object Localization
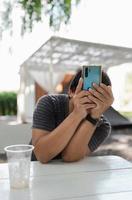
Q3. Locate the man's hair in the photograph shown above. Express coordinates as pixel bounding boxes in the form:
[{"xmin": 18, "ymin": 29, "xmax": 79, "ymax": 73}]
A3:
[{"xmin": 69, "ymin": 68, "xmax": 111, "ymax": 93}]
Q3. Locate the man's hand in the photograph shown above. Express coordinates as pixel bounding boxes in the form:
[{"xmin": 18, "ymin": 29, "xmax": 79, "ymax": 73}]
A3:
[
  {"xmin": 72, "ymin": 78, "xmax": 96, "ymax": 120},
  {"xmin": 87, "ymin": 83, "xmax": 114, "ymax": 118}
]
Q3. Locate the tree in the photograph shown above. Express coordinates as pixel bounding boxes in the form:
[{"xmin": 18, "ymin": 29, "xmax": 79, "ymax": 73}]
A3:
[{"xmin": 0, "ymin": 0, "xmax": 80, "ymax": 37}]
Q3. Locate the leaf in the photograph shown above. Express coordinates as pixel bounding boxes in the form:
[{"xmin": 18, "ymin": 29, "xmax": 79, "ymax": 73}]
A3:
[{"xmin": 1, "ymin": 0, "xmax": 81, "ymax": 36}]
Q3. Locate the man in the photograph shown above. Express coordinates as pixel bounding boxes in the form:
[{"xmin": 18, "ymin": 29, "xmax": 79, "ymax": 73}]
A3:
[{"xmin": 31, "ymin": 70, "xmax": 114, "ymax": 163}]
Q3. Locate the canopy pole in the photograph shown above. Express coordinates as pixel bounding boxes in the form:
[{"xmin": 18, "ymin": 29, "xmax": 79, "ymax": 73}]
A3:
[{"xmin": 49, "ymin": 38, "xmax": 54, "ymax": 93}]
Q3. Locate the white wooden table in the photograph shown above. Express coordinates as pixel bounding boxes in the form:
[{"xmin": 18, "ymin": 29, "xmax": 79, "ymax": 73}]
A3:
[{"xmin": 0, "ymin": 155, "xmax": 132, "ymax": 200}]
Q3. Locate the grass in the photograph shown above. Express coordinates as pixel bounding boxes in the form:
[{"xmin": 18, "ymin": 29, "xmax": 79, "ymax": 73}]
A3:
[{"xmin": 119, "ymin": 112, "xmax": 132, "ymax": 119}]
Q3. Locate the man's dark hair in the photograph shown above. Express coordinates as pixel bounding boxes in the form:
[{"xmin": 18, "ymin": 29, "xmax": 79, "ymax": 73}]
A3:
[{"xmin": 69, "ymin": 68, "xmax": 111, "ymax": 93}]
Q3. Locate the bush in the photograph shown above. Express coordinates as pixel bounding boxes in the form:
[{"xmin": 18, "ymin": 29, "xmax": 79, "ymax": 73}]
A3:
[
  {"xmin": 120, "ymin": 111, "xmax": 132, "ymax": 120},
  {"xmin": 0, "ymin": 92, "xmax": 17, "ymax": 115}
]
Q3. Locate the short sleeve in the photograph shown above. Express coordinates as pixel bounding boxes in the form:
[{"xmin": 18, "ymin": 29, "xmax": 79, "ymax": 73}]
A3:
[
  {"xmin": 32, "ymin": 95, "xmax": 55, "ymax": 131},
  {"xmin": 88, "ymin": 116, "xmax": 111, "ymax": 152}
]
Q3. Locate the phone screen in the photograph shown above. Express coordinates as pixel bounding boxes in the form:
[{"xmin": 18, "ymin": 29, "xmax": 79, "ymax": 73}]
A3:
[{"xmin": 82, "ymin": 65, "xmax": 102, "ymax": 90}]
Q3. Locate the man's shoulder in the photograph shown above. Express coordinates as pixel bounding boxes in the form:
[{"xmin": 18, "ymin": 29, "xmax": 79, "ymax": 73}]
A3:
[
  {"xmin": 37, "ymin": 94, "xmax": 51, "ymax": 104},
  {"xmin": 50, "ymin": 94, "xmax": 68, "ymax": 102},
  {"xmin": 37, "ymin": 94, "xmax": 68, "ymax": 105}
]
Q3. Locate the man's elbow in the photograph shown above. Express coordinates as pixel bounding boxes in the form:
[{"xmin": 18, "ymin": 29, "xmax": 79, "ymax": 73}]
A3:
[
  {"xmin": 34, "ymin": 149, "xmax": 51, "ymax": 164},
  {"xmin": 62, "ymin": 153, "xmax": 85, "ymax": 162}
]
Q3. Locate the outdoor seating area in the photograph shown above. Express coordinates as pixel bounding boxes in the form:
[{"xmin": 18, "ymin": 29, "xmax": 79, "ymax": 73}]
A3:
[
  {"xmin": 1, "ymin": 1, "xmax": 132, "ymax": 199},
  {"xmin": 0, "ymin": 116, "xmax": 31, "ymax": 163},
  {"xmin": 0, "ymin": 110, "xmax": 132, "ymax": 163},
  {"xmin": 18, "ymin": 36, "xmax": 132, "ymax": 123},
  {"xmin": 1, "ymin": 155, "xmax": 132, "ymax": 199},
  {"xmin": 1, "ymin": 36, "xmax": 132, "ymax": 162}
]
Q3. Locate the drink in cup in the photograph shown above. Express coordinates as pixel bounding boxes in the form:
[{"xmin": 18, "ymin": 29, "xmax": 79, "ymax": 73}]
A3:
[{"xmin": 4, "ymin": 144, "xmax": 34, "ymax": 189}]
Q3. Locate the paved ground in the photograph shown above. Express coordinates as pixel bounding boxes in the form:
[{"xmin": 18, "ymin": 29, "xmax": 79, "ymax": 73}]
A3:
[
  {"xmin": 93, "ymin": 127, "xmax": 132, "ymax": 162},
  {"xmin": 0, "ymin": 116, "xmax": 31, "ymax": 163}
]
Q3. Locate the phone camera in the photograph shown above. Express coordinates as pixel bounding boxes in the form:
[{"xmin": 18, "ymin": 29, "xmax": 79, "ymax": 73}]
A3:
[{"xmin": 85, "ymin": 67, "xmax": 88, "ymax": 77}]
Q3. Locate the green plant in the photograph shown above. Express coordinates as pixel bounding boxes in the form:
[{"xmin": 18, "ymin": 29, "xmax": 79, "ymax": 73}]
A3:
[
  {"xmin": 0, "ymin": 92, "xmax": 17, "ymax": 115},
  {"xmin": 119, "ymin": 111, "xmax": 132, "ymax": 120},
  {"xmin": 0, "ymin": 0, "xmax": 80, "ymax": 36}
]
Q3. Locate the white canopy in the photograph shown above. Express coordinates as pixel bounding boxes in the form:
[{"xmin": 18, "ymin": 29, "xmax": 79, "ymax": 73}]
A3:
[{"xmin": 20, "ymin": 36, "xmax": 132, "ymax": 92}]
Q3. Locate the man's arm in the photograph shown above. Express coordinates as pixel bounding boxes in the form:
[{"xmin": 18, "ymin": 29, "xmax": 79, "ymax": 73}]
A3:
[
  {"xmin": 32, "ymin": 79, "xmax": 95, "ymax": 163},
  {"xmin": 62, "ymin": 83, "xmax": 114, "ymax": 162},
  {"xmin": 88, "ymin": 116, "xmax": 111, "ymax": 152},
  {"xmin": 62, "ymin": 116, "xmax": 111, "ymax": 162},
  {"xmin": 61, "ymin": 119, "xmax": 97, "ymax": 162},
  {"xmin": 32, "ymin": 111, "xmax": 83, "ymax": 164}
]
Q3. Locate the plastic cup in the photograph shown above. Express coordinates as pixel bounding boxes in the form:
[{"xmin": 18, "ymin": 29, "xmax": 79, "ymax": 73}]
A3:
[{"xmin": 4, "ymin": 144, "xmax": 34, "ymax": 189}]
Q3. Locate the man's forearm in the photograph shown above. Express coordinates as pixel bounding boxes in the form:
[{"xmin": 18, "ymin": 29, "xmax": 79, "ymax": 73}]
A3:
[
  {"xmin": 34, "ymin": 111, "xmax": 83, "ymax": 163},
  {"xmin": 62, "ymin": 120, "xmax": 97, "ymax": 162}
]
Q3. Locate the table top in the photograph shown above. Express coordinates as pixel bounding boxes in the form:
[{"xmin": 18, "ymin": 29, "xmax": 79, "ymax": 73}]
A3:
[{"xmin": 0, "ymin": 155, "xmax": 132, "ymax": 200}]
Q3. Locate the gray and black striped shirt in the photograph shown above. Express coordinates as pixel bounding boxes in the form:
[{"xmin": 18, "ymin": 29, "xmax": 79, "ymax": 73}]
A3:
[{"xmin": 31, "ymin": 94, "xmax": 111, "ymax": 160}]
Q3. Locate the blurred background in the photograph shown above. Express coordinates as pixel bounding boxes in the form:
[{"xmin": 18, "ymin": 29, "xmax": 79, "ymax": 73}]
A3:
[{"xmin": 0, "ymin": 0, "xmax": 132, "ymax": 162}]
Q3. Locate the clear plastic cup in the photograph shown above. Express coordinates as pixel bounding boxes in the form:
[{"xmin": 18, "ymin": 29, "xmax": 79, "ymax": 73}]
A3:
[{"xmin": 4, "ymin": 144, "xmax": 34, "ymax": 189}]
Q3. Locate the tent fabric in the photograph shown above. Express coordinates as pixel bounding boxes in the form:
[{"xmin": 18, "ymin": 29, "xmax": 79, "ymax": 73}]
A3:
[
  {"xmin": 21, "ymin": 36, "xmax": 132, "ymax": 71},
  {"xmin": 20, "ymin": 36, "xmax": 132, "ymax": 93},
  {"xmin": 29, "ymin": 69, "xmax": 65, "ymax": 92},
  {"xmin": 104, "ymin": 106, "xmax": 132, "ymax": 128}
]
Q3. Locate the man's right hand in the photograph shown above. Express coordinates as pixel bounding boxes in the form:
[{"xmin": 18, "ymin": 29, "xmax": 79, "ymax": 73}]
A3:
[{"xmin": 72, "ymin": 78, "xmax": 96, "ymax": 120}]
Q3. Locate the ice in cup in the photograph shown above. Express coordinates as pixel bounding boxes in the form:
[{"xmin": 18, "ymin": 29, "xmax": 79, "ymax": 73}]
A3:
[{"xmin": 4, "ymin": 144, "xmax": 34, "ymax": 189}]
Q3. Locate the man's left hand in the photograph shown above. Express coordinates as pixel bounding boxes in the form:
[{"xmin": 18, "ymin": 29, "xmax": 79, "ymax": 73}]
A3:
[{"xmin": 87, "ymin": 83, "xmax": 114, "ymax": 118}]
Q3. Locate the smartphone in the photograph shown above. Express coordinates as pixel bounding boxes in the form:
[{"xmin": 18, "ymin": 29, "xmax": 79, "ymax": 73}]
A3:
[{"xmin": 82, "ymin": 65, "xmax": 102, "ymax": 90}]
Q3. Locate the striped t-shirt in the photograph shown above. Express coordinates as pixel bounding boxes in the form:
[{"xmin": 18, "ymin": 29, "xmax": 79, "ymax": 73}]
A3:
[{"xmin": 31, "ymin": 94, "xmax": 111, "ymax": 160}]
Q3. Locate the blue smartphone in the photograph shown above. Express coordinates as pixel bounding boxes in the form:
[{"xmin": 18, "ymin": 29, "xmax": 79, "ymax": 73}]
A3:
[{"xmin": 82, "ymin": 65, "xmax": 102, "ymax": 90}]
